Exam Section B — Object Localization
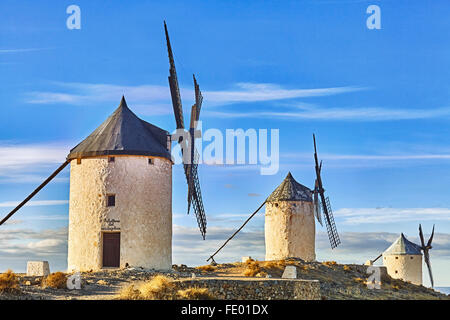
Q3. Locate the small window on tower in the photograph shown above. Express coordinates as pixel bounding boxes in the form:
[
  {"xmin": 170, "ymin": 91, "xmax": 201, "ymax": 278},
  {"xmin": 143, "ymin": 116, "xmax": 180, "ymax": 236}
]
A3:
[
  {"xmin": 410, "ymin": 256, "xmax": 414, "ymax": 260},
  {"xmin": 77, "ymin": 158, "xmax": 81, "ymax": 165},
  {"xmin": 395, "ymin": 256, "xmax": 399, "ymax": 260},
  {"xmin": 108, "ymin": 157, "xmax": 115, "ymax": 163},
  {"xmin": 395, "ymin": 270, "xmax": 398, "ymax": 274},
  {"xmin": 107, "ymin": 194, "xmax": 116, "ymax": 207},
  {"xmin": 148, "ymin": 158, "xmax": 154, "ymax": 165}
]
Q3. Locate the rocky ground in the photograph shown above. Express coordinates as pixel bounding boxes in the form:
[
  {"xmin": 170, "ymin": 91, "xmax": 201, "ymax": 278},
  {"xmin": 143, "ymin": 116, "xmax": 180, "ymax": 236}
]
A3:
[{"xmin": 1, "ymin": 259, "xmax": 448, "ymax": 300}]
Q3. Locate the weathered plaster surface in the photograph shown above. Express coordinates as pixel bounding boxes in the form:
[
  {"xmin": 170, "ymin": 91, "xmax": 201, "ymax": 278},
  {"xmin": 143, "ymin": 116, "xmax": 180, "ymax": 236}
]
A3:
[
  {"xmin": 265, "ymin": 200, "xmax": 315, "ymax": 262},
  {"xmin": 68, "ymin": 156, "xmax": 172, "ymax": 272},
  {"xmin": 383, "ymin": 254, "xmax": 422, "ymax": 285}
]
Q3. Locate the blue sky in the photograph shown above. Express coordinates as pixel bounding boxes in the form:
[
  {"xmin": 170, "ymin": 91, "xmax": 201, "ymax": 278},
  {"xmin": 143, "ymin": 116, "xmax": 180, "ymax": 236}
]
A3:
[{"xmin": 0, "ymin": 1, "xmax": 449, "ymax": 286}]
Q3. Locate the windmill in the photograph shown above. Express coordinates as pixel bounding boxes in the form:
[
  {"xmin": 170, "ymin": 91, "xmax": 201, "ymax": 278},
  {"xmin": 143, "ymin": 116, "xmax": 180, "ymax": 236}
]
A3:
[
  {"xmin": 419, "ymin": 224, "xmax": 435, "ymax": 287},
  {"xmin": 164, "ymin": 21, "xmax": 207, "ymax": 239},
  {"xmin": 312, "ymin": 134, "xmax": 341, "ymax": 249}
]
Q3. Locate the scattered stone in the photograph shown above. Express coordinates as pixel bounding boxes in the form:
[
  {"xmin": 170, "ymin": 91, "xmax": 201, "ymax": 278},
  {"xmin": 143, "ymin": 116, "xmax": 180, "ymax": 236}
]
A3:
[
  {"xmin": 282, "ymin": 266, "xmax": 297, "ymax": 279},
  {"xmin": 364, "ymin": 260, "xmax": 373, "ymax": 266},
  {"xmin": 24, "ymin": 281, "xmax": 31, "ymax": 286},
  {"xmin": 191, "ymin": 273, "xmax": 196, "ymax": 279},
  {"xmin": 27, "ymin": 261, "xmax": 50, "ymax": 277},
  {"xmin": 96, "ymin": 280, "xmax": 108, "ymax": 285}
]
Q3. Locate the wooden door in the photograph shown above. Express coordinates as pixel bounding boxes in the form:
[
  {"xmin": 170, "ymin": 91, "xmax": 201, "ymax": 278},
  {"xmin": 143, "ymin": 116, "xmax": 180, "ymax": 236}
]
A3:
[{"xmin": 102, "ymin": 232, "xmax": 120, "ymax": 268}]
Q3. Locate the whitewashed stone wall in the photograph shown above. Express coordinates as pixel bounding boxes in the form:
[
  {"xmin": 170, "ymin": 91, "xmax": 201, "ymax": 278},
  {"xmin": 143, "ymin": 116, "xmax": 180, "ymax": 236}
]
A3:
[
  {"xmin": 383, "ymin": 254, "xmax": 422, "ymax": 285},
  {"xmin": 68, "ymin": 156, "xmax": 172, "ymax": 272},
  {"xmin": 265, "ymin": 200, "xmax": 315, "ymax": 262}
]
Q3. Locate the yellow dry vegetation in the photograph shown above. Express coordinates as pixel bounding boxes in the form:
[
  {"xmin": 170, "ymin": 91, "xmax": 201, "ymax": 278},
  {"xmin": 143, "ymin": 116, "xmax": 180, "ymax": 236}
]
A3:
[
  {"xmin": 196, "ymin": 265, "xmax": 216, "ymax": 272},
  {"xmin": 177, "ymin": 287, "xmax": 215, "ymax": 300},
  {"xmin": 0, "ymin": 270, "xmax": 20, "ymax": 293},
  {"xmin": 243, "ymin": 260, "xmax": 262, "ymax": 277},
  {"xmin": 43, "ymin": 272, "xmax": 67, "ymax": 289},
  {"xmin": 117, "ymin": 275, "xmax": 215, "ymax": 300}
]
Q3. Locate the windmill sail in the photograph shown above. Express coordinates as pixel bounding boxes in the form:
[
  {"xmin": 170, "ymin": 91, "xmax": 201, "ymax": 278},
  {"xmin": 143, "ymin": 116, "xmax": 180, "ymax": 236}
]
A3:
[
  {"xmin": 165, "ymin": 22, "xmax": 207, "ymax": 239},
  {"xmin": 313, "ymin": 134, "xmax": 340, "ymax": 249},
  {"xmin": 419, "ymin": 224, "xmax": 435, "ymax": 287},
  {"xmin": 164, "ymin": 21, "xmax": 184, "ymax": 130}
]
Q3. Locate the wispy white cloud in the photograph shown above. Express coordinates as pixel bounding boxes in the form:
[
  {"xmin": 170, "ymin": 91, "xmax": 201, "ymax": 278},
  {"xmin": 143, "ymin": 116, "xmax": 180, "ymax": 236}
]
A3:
[
  {"xmin": 25, "ymin": 82, "xmax": 362, "ymax": 112},
  {"xmin": 204, "ymin": 83, "xmax": 364, "ymax": 104},
  {"xmin": 335, "ymin": 207, "xmax": 450, "ymax": 225},
  {"xmin": 281, "ymin": 151, "xmax": 450, "ymax": 169},
  {"xmin": 0, "ymin": 142, "xmax": 69, "ymax": 183},
  {"xmin": 0, "ymin": 48, "xmax": 52, "ymax": 54},
  {"xmin": 208, "ymin": 106, "xmax": 450, "ymax": 121},
  {"xmin": 0, "ymin": 200, "xmax": 68, "ymax": 208}
]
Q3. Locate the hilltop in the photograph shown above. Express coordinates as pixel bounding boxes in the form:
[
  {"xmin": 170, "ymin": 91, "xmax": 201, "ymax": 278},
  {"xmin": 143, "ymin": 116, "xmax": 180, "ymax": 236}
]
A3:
[{"xmin": 0, "ymin": 258, "xmax": 448, "ymax": 300}]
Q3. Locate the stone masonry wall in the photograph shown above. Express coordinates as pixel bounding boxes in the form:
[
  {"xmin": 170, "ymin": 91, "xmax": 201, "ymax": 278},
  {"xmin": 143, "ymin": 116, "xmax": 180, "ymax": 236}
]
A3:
[
  {"xmin": 383, "ymin": 254, "xmax": 422, "ymax": 285},
  {"xmin": 265, "ymin": 200, "xmax": 315, "ymax": 262},
  {"xmin": 174, "ymin": 278, "xmax": 321, "ymax": 300},
  {"xmin": 68, "ymin": 155, "xmax": 172, "ymax": 272}
]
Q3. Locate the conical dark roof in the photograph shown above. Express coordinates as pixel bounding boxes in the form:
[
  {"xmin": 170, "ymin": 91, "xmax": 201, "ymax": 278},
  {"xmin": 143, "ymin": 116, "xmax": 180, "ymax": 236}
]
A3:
[
  {"xmin": 383, "ymin": 233, "xmax": 422, "ymax": 255},
  {"xmin": 266, "ymin": 172, "xmax": 312, "ymax": 202},
  {"xmin": 67, "ymin": 96, "xmax": 171, "ymax": 161}
]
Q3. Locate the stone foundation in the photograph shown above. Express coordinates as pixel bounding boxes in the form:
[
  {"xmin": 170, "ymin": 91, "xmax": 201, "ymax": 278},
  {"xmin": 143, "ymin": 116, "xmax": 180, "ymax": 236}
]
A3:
[{"xmin": 173, "ymin": 278, "xmax": 321, "ymax": 300}]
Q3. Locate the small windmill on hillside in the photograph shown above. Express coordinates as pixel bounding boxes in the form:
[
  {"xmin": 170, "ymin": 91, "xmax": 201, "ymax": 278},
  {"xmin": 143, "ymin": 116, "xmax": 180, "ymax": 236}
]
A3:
[
  {"xmin": 208, "ymin": 134, "xmax": 340, "ymax": 263},
  {"xmin": 374, "ymin": 224, "xmax": 435, "ymax": 287}
]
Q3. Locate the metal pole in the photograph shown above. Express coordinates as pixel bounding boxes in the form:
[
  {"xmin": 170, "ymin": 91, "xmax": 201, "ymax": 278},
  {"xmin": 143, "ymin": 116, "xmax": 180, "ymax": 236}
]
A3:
[{"xmin": 207, "ymin": 201, "xmax": 266, "ymax": 262}]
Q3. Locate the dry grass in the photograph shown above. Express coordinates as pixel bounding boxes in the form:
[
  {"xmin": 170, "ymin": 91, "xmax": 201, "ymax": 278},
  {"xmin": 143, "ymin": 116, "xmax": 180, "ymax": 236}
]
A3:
[
  {"xmin": 0, "ymin": 270, "xmax": 20, "ymax": 293},
  {"xmin": 353, "ymin": 277, "xmax": 366, "ymax": 285},
  {"xmin": 117, "ymin": 275, "xmax": 216, "ymax": 300},
  {"xmin": 118, "ymin": 284, "xmax": 141, "ymax": 300},
  {"xmin": 323, "ymin": 261, "xmax": 337, "ymax": 267},
  {"xmin": 243, "ymin": 260, "xmax": 262, "ymax": 277},
  {"xmin": 139, "ymin": 275, "xmax": 176, "ymax": 299},
  {"xmin": 196, "ymin": 265, "xmax": 216, "ymax": 272},
  {"xmin": 177, "ymin": 287, "xmax": 215, "ymax": 300},
  {"xmin": 118, "ymin": 275, "xmax": 176, "ymax": 300},
  {"xmin": 343, "ymin": 265, "xmax": 351, "ymax": 272},
  {"xmin": 43, "ymin": 272, "xmax": 67, "ymax": 289}
]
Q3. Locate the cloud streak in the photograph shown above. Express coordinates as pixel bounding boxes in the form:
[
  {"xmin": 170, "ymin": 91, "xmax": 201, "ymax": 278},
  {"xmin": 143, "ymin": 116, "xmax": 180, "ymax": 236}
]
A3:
[
  {"xmin": 0, "ymin": 200, "xmax": 68, "ymax": 208},
  {"xmin": 335, "ymin": 207, "xmax": 450, "ymax": 225},
  {"xmin": 0, "ymin": 142, "xmax": 69, "ymax": 183},
  {"xmin": 25, "ymin": 82, "xmax": 363, "ymax": 112},
  {"xmin": 207, "ymin": 106, "xmax": 450, "ymax": 121}
]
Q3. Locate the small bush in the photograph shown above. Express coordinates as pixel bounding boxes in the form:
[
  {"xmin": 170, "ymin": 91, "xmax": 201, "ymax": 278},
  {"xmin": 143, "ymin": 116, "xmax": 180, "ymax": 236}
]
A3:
[
  {"xmin": 139, "ymin": 275, "xmax": 175, "ymax": 300},
  {"xmin": 343, "ymin": 265, "xmax": 351, "ymax": 272},
  {"xmin": 323, "ymin": 261, "xmax": 337, "ymax": 267},
  {"xmin": 0, "ymin": 270, "xmax": 20, "ymax": 293},
  {"xmin": 43, "ymin": 272, "xmax": 67, "ymax": 289},
  {"xmin": 243, "ymin": 261, "xmax": 262, "ymax": 277},
  {"xmin": 196, "ymin": 265, "xmax": 216, "ymax": 272},
  {"xmin": 177, "ymin": 287, "xmax": 215, "ymax": 300},
  {"xmin": 118, "ymin": 284, "xmax": 141, "ymax": 300},
  {"xmin": 354, "ymin": 277, "xmax": 366, "ymax": 285}
]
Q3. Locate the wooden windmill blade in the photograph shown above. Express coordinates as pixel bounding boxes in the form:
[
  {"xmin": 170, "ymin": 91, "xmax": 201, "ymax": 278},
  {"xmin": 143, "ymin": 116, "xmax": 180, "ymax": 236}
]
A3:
[
  {"xmin": 186, "ymin": 76, "xmax": 207, "ymax": 238},
  {"xmin": 164, "ymin": 21, "xmax": 184, "ymax": 130},
  {"xmin": 313, "ymin": 134, "xmax": 340, "ymax": 249},
  {"xmin": 0, "ymin": 160, "xmax": 70, "ymax": 226},
  {"xmin": 164, "ymin": 22, "xmax": 207, "ymax": 239},
  {"xmin": 419, "ymin": 224, "xmax": 435, "ymax": 287}
]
